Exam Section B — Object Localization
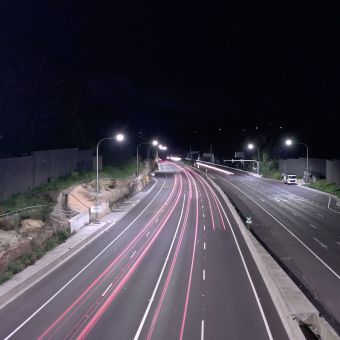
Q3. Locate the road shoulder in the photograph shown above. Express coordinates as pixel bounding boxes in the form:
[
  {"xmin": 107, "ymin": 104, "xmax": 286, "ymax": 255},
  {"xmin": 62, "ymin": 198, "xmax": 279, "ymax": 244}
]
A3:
[{"xmin": 205, "ymin": 173, "xmax": 339, "ymax": 340}]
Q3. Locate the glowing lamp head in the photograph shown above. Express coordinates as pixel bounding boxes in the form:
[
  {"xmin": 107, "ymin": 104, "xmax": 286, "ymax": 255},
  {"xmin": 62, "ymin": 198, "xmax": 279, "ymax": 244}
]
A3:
[
  {"xmin": 115, "ymin": 134, "xmax": 124, "ymax": 142},
  {"xmin": 248, "ymin": 143, "xmax": 254, "ymax": 150},
  {"xmin": 285, "ymin": 139, "xmax": 292, "ymax": 146},
  {"xmin": 152, "ymin": 140, "xmax": 158, "ymax": 146}
]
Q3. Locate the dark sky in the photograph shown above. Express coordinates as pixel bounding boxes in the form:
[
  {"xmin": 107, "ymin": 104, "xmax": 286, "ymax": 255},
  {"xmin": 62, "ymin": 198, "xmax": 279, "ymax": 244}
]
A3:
[{"xmin": 0, "ymin": 1, "xmax": 338, "ymax": 159}]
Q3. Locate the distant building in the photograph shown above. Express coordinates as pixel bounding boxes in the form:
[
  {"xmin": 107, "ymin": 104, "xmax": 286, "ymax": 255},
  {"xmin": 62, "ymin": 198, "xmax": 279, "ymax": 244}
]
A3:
[{"xmin": 187, "ymin": 150, "xmax": 200, "ymax": 160}]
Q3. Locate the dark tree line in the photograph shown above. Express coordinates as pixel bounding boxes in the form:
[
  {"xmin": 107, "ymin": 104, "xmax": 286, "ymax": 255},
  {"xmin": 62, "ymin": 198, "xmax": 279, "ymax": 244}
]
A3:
[{"xmin": 0, "ymin": 48, "xmax": 96, "ymax": 156}]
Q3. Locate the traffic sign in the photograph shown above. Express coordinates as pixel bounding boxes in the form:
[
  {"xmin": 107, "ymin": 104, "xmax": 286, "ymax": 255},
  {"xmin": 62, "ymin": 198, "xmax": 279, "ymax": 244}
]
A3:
[{"xmin": 235, "ymin": 152, "xmax": 244, "ymax": 158}]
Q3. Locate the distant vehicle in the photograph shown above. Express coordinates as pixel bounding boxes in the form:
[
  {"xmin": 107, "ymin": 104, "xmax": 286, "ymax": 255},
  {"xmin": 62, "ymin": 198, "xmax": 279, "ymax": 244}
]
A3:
[{"xmin": 282, "ymin": 174, "xmax": 297, "ymax": 184}]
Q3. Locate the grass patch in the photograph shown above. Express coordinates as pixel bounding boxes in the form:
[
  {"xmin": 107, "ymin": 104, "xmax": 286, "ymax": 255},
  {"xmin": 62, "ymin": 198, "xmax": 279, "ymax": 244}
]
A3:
[
  {"xmin": 101, "ymin": 159, "xmax": 140, "ymax": 179},
  {"xmin": 0, "ymin": 171, "xmax": 94, "ymax": 215},
  {"xmin": 0, "ymin": 159, "xmax": 139, "ymax": 216},
  {"xmin": 0, "ymin": 228, "xmax": 71, "ymax": 285},
  {"xmin": 261, "ymin": 170, "xmax": 282, "ymax": 180},
  {"xmin": 307, "ymin": 180, "xmax": 340, "ymax": 198}
]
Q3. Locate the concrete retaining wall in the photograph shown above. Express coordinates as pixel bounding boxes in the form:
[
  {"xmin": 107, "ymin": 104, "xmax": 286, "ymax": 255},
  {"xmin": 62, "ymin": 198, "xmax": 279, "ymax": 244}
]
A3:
[{"xmin": 69, "ymin": 212, "xmax": 90, "ymax": 233}]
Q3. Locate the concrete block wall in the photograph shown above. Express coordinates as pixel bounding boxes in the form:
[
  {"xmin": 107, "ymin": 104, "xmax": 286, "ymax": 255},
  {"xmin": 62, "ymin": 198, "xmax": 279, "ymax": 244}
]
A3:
[
  {"xmin": 0, "ymin": 156, "xmax": 34, "ymax": 201},
  {"xmin": 326, "ymin": 160, "xmax": 340, "ymax": 185},
  {"xmin": 0, "ymin": 148, "xmax": 94, "ymax": 201},
  {"xmin": 280, "ymin": 157, "xmax": 327, "ymax": 178},
  {"xmin": 33, "ymin": 149, "xmax": 79, "ymax": 187}
]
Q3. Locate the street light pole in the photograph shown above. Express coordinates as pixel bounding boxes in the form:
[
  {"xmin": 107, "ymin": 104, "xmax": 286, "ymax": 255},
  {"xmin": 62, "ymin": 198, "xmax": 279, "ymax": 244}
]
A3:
[
  {"xmin": 247, "ymin": 143, "xmax": 260, "ymax": 175},
  {"xmin": 285, "ymin": 139, "xmax": 309, "ymax": 176},
  {"xmin": 299, "ymin": 142, "xmax": 309, "ymax": 173},
  {"xmin": 96, "ymin": 134, "xmax": 124, "ymax": 201},
  {"xmin": 136, "ymin": 140, "xmax": 158, "ymax": 177}
]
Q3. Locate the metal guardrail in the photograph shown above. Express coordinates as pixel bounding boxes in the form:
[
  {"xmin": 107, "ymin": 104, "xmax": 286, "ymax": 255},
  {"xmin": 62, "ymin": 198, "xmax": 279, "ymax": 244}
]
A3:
[{"xmin": 0, "ymin": 205, "xmax": 49, "ymax": 220}]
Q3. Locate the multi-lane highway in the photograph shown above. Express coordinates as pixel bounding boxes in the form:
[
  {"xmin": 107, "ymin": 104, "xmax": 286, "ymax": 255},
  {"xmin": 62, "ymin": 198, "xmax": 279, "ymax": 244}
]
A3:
[
  {"xmin": 0, "ymin": 161, "xmax": 287, "ymax": 339},
  {"xmin": 197, "ymin": 161, "xmax": 340, "ymax": 334}
]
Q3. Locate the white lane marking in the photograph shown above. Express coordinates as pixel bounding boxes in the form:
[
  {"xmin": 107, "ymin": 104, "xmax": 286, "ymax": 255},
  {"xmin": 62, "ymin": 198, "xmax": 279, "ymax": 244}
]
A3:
[
  {"xmin": 337, "ymin": 241, "xmax": 340, "ymax": 246},
  {"xmin": 203, "ymin": 225, "xmax": 206, "ymax": 231},
  {"xmin": 101, "ymin": 283, "xmax": 113, "ymax": 297},
  {"xmin": 327, "ymin": 196, "xmax": 340, "ymax": 214},
  {"xmin": 317, "ymin": 213, "xmax": 324, "ymax": 218},
  {"xmin": 134, "ymin": 194, "xmax": 186, "ymax": 340},
  {"xmin": 260, "ymin": 198, "xmax": 265, "ymax": 202},
  {"xmin": 202, "ymin": 213, "xmax": 205, "ymax": 218},
  {"xmin": 207, "ymin": 178, "xmax": 277, "ymax": 340},
  {"xmin": 4, "ymin": 178, "xmax": 168, "ymax": 340},
  {"xmin": 203, "ymin": 270, "xmax": 206, "ymax": 281},
  {"xmin": 202, "ymin": 205, "xmax": 204, "ymax": 209},
  {"xmin": 201, "ymin": 320, "xmax": 205, "ymax": 340},
  {"xmin": 291, "ymin": 211, "xmax": 297, "ymax": 216},
  {"xmin": 130, "ymin": 250, "xmax": 137, "ymax": 258},
  {"xmin": 146, "ymin": 231, "xmax": 150, "ymax": 237},
  {"xmin": 204, "ymin": 242, "xmax": 206, "ymax": 250},
  {"xmin": 313, "ymin": 237, "xmax": 328, "ymax": 249},
  {"xmin": 310, "ymin": 224, "xmax": 317, "ymax": 229},
  {"xmin": 218, "ymin": 176, "xmax": 340, "ymax": 281}
]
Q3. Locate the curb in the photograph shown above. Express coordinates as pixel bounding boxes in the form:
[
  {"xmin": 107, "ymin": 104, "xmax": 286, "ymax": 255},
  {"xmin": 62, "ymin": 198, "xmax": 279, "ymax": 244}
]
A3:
[
  {"xmin": 0, "ymin": 179, "xmax": 159, "ymax": 310},
  {"xmin": 205, "ymin": 174, "xmax": 340, "ymax": 340},
  {"xmin": 299, "ymin": 184, "xmax": 340, "ymax": 206}
]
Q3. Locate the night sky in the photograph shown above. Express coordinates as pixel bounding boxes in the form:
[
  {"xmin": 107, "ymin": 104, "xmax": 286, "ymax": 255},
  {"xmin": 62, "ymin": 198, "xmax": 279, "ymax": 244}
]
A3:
[{"xmin": 0, "ymin": 2, "xmax": 338, "ymax": 160}]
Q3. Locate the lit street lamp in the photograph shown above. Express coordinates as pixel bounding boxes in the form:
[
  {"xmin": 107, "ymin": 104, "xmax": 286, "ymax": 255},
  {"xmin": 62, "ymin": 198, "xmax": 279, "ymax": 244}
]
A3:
[
  {"xmin": 247, "ymin": 143, "xmax": 260, "ymax": 174},
  {"xmin": 96, "ymin": 134, "xmax": 125, "ymax": 200},
  {"xmin": 285, "ymin": 139, "xmax": 309, "ymax": 176},
  {"xmin": 136, "ymin": 140, "xmax": 158, "ymax": 177}
]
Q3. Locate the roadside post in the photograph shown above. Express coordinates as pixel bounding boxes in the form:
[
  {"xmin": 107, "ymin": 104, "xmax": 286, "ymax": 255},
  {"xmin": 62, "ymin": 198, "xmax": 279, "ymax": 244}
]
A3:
[{"xmin": 246, "ymin": 216, "xmax": 252, "ymax": 231}]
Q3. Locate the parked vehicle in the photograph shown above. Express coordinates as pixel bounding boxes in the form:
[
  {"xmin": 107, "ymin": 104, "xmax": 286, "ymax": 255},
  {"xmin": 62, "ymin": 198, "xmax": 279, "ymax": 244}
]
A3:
[{"xmin": 282, "ymin": 174, "xmax": 297, "ymax": 184}]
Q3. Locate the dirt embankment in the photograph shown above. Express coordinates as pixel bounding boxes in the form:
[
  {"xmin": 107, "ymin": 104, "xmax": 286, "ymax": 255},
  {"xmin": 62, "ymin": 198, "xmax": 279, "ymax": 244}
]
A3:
[
  {"xmin": 0, "ymin": 160, "xmax": 157, "ymax": 276},
  {"xmin": 0, "ymin": 216, "xmax": 68, "ymax": 274}
]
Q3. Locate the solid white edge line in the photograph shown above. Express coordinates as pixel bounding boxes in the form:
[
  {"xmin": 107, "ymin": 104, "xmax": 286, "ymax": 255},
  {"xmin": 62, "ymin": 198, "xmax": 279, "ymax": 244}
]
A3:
[
  {"xmin": 101, "ymin": 283, "xmax": 113, "ymax": 297},
  {"xmin": 133, "ymin": 194, "xmax": 186, "ymax": 340},
  {"xmin": 218, "ymin": 175, "xmax": 340, "ymax": 281},
  {"xmin": 4, "ymin": 177, "xmax": 168, "ymax": 340},
  {"xmin": 201, "ymin": 320, "xmax": 204, "ymax": 340},
  {"xmin": 205, "ymin": 175, "xmax": 274, "ymax": 340},
  {"xmin": 327, "ymin": 196, "xmax": 340, "ymax": 214}
]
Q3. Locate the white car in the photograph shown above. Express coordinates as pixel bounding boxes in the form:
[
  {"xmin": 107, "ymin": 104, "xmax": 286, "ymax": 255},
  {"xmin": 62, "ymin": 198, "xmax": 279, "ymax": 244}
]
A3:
[{"xmin": 282, "ymin": 174, "xmax": 297, "ymax": 184}]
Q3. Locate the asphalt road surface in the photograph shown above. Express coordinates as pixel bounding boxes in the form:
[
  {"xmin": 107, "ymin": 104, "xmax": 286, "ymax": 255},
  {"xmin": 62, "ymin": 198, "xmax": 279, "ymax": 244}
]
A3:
[
  {"xmin": 197, "ymin": 161, "xmax": 340, "ymax": 333},
  {"xmin": 0, "ymin": 161, "xmax": 288, "ymax": 340}
]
